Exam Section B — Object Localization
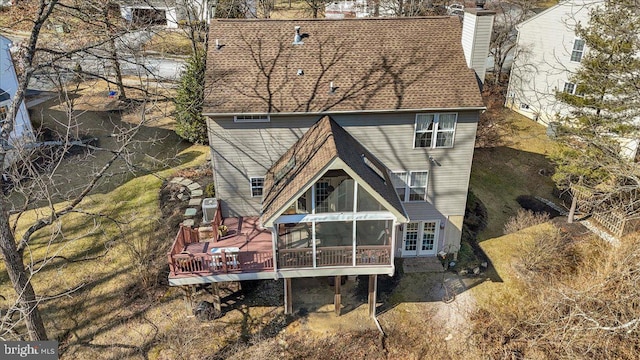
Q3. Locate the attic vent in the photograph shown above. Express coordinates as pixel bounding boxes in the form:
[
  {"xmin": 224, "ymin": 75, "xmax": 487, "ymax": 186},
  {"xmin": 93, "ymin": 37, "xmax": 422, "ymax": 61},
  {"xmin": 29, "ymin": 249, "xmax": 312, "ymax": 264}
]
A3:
[
  {"xmin": 362, "ymin": 154, "xmax": 385, "ymax": 182},
  {"xmin": 293, "ymin": 26, "xmax": 304, "ymax": 45}
]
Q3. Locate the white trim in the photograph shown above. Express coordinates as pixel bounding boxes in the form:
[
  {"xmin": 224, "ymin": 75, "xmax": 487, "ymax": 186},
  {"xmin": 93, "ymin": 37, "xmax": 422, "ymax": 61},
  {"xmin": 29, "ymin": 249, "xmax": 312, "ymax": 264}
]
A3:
[
  {"xmin": 413, "ymin": 113, "xmax": 458, "ymax": 149},
  {"xmin": 203, "ymin": 106, "xmax": 486, "ymax": 117},
  {"xmin": 570, "ymin": 38, "xmax": 585, "ymax": 63},
  {"xmin": 401, "ymin": 220, "xmax": 439, "ymax": 257},
  {"xmin": 563, "ymin": 81, "xmax": 576, "ymax": 95},
  {"xmin": 234, "ymin": 114, "xmax": 270, "ymax": 122},
  {"xmin": 249, "ymin": 176, "xmax": 264, "ymax": 197},
  {"xmin": 275, "ymin": 211, "xmax": 396, "ymax": 224},
  {"xmin": 391, "ymin": 170, "xmax": 428, "ymax": 202}
]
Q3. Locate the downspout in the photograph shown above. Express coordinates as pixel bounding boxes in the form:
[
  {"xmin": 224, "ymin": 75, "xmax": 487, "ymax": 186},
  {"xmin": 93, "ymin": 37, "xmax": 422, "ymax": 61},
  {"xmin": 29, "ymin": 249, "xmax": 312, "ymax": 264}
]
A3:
[{"xmin": 272, "ymin": 225, "xmax": 278, "ymax": 280}]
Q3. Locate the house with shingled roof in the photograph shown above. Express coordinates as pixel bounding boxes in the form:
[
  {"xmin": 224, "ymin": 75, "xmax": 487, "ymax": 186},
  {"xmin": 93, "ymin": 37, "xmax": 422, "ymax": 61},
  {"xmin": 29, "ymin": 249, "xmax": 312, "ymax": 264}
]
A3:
[{"xmin": 167, "ymin": 8, "xmax": 494, "ymax": 316}]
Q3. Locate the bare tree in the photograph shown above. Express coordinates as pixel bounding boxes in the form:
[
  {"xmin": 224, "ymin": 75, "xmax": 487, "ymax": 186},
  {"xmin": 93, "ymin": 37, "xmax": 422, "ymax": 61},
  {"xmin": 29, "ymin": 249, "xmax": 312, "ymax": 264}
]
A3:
[
  {"xmin": 487, "ymin": 0, "xmax": 540, "ymax": 86},
  {"xmin": 0, "ymin": 0, "xmax": 174, "ymax": 341}
]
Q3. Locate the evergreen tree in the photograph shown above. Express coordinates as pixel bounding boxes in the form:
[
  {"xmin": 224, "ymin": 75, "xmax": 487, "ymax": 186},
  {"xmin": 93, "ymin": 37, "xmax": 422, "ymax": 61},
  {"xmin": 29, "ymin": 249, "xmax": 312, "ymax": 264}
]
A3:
[
  {"xmin": 551, "ymin": 0, "xmax": 640, "ymax": 221},
  {"xmin": 175, "ymin": 50, "xmax": 209, "ymax": 144}
]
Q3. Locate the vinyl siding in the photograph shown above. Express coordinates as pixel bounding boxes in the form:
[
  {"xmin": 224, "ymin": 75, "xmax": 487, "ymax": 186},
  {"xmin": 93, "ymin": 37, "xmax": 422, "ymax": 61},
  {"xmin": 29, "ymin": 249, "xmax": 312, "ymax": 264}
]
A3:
[
  {"xmin": 461, "ymin": 11, "xmax": 494, "ymax": 83},
  {"xmin": 506, "ymin": 1, "xmax": 595, "ymax": 124},
  {"xmin": 207, "ymin": 110, "xmax": 478, "ymax": 222}
]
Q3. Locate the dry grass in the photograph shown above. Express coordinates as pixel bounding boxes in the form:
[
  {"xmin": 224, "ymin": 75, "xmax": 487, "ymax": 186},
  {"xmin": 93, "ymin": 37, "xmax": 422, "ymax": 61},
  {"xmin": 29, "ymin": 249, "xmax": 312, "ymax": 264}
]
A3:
[
  {"xmin": 503, "ymin": 208, "xmax": 551, "ymax": 234},
  {"xmin": 471, "ymin": 110, "xmax": 558, "ymax": 239},
  {"xmin": 144, "ymin": 30, "xmax": 198, "ymax": 56},
  {"xmin": 473, "ymin": 221, "xmax": 638, "ymax": 359}
]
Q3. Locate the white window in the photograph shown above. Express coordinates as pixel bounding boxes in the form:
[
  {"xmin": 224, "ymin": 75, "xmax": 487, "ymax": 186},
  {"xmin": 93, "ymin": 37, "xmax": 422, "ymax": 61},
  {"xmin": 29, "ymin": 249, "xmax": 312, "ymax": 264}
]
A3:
[
  {"xmin": 315, "ymin": 181, "xmax": 330, "ymax": 213},
  {"xmin": 414, "ymin": 113, "xmax": 457, "ymax": 148},
  {"xmin": 250, "ymin": 177, "xmax": 264, "ymax": 197},
  {"xmin": 421, "ymin": 221, "xmax": 436, "ymax": 252},
  {"xmin": 570, "ymin": 39, "xmax": 585, "ymax": 62},
  {"xmin": 234, "ymin": 114, "xmax": 270, "ymax": 123},
  {"xmin": 563, "ymin": 82, "xmax": 576, "ymax": 94},
  {"xmin": 402, "ymin": 220, "xmax": 438, "ymax": 255},
  {"xmin": 391, "ymin": 171, "xmax": 428, "ymax": 202}
]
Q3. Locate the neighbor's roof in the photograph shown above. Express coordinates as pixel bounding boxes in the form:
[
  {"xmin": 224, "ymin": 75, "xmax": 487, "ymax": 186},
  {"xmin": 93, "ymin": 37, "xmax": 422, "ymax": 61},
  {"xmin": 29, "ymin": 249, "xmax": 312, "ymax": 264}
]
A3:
[
  {"xmin": 204, "ymin": 17, "xmax": 484, "ymax": 115},
  {"xmin": 261, "ymin": 116, "xmax": 406, "ymax": 225},
  {"xmin": 0, "ymin": 89, "xmax": 9, "ymax": 102}
]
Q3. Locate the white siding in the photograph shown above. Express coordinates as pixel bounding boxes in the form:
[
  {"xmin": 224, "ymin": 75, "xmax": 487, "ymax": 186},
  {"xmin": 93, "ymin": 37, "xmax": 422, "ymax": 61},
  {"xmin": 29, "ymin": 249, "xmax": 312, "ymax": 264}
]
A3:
[
  {"xmin": 0, "ymin": 35, "xmax": 36, "ymax": 162},
  {"xmin": 461, "ymin": 10, "xmax": 495, "ymax": 84},
  {"xmin": 506, "ymin": 0, "xmax": 597, "ymax": 124}
]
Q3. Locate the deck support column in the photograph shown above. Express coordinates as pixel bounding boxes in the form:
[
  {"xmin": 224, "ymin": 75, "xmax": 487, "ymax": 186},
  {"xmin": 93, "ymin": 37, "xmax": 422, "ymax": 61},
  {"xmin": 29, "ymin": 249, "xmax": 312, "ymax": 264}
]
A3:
[
  {"xmin": 211, "ymin": 282, "xmax": 222, "ymax": 314},
  {"xmin": 368, "ymin": 274, "xmax": 377, "ymax": 318},
  {"xmin": 284, "ymin": 278, "xmax": 293, "ymax": 315},
  {"xmin": 334, "ymin": 276, "xmax": 342, "ymax": 316},
  {"xmin": 182, "ymin": 285, "xmax": 195, "ymax": 315}
]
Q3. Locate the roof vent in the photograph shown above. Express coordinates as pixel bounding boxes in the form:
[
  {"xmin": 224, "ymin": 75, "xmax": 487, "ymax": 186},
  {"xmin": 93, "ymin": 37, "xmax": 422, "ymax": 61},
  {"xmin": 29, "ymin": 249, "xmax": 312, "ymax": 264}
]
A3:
[
  {"xmin": 297, "ymin": 69, "xmax": 304, "ymax": 76},
  {"xmin": 215, "ymin": 38, "xmax": 222, "ymax": 50},
  {"xmin": 293, "ymin": 26, "xmax": 304, "ymax": 45},
  {"xmin": 329, "ymin": 81, "xmax": 337, "ymax": 94}
]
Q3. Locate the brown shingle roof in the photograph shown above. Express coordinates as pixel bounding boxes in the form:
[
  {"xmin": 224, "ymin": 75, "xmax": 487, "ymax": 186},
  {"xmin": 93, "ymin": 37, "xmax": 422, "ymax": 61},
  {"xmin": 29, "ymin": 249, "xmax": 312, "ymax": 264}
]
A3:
[
  {"xmin": 261, "ymin": 116, "xmax": 406, "ymax": 225},
  {"xmin": 204, "ymin": 17, "xmax": 484, "ymax": 114}
]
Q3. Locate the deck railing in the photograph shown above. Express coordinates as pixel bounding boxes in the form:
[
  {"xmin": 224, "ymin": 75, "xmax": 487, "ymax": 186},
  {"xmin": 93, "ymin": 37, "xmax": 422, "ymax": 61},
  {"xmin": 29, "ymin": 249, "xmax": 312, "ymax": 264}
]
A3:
[
  {"xmin": 167, "ymin": 226, "xmax": 200, "ymax": 274},
  {"xmin": 170, "ymin": 250, "xmax": 274, "ymax": 276},
  {"xmin": 278, "ymin": 245, "xmax": 391, "ymax": 269},
  {"xmin": 210, "ymin": 199, "xmax": 223, "ymax": 243}
]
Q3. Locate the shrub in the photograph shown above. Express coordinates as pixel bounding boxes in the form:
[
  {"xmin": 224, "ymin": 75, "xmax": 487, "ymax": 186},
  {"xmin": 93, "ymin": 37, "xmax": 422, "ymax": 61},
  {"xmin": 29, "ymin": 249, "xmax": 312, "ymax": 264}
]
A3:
[
  {"xmin": 503, "ymin": 208, "xmax": 550, "ymax": 234},
  {"xmin": 517, "ymin": 225, "xmax": 577, "ymax": 280},
  {"xmin": 205, "ymin": 182, "xmax": 215, "ymax": 197}
]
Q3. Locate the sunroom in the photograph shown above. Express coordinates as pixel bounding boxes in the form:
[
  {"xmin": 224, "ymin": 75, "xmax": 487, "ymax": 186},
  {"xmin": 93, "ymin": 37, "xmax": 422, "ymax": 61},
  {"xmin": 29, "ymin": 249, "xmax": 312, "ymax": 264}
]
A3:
[{"xmin": 260, "ymin": 116, "xmax": 407, "ymax": 276}]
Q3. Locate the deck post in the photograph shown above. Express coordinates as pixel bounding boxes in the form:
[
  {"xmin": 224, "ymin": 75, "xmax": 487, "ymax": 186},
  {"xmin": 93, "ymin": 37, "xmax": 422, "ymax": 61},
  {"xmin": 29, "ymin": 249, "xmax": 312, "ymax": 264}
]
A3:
[
  {"xmin": 221, "ymin": 250, "xmax": 228, "ymax": 273},
  {"xmin": 182, "ymin": 285, "xmax": 195, "ymax": 315},
  {"xmin": 334, "ymin": 275, "xmax": 342, "ymax": 316},
  {"xmin": 211, "ymin": 282, "xmax": 222, "ymax": 314},
  {"xmin": 368, "ymin": 274, "xmax": 377, "ymax": 318},
  {"xmin": 284, "ymin": 278, "xmax": 293, "ymax": 315}
]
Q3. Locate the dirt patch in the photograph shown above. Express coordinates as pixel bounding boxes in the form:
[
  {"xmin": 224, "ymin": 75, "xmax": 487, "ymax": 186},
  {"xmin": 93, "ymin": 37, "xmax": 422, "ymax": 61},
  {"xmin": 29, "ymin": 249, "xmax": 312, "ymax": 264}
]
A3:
[
  {"xmin": 516, "ymin": 195, "xmax": 561, "ymax": 217},
  {"xmin": 550, "ymin": 216, "xmax": 591, "ymax": 239}
]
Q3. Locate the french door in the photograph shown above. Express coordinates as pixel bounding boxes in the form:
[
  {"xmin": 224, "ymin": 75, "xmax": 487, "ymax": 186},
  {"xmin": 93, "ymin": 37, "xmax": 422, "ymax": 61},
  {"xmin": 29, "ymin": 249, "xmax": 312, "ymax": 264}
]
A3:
[{"xmin": 402, "ymin": 221, "xmax": 439, "ymax": 256}]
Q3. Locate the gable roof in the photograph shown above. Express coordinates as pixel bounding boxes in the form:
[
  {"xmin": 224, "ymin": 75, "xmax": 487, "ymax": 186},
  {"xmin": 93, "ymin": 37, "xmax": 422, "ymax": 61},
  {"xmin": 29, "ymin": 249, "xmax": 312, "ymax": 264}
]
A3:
[
  {"xmin": 0, "ymin": 89, "xmax": 9, "ymax": 102},
  {"xmin": 516, "ymin": 0, "xmax": 599, "ymax": 30},
  {"xmin": 261, "ymin": 116, "xmax": 406, "ymax": 226},
  {"xmin": 204, "ymin": 17, "xmax": 485, "ymax": 115}
]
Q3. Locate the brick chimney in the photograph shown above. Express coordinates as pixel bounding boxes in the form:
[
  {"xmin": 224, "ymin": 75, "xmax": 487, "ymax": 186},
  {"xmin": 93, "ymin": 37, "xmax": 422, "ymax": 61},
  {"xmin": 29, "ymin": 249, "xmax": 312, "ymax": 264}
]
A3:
[{"xmin": 461, "ymin": 6, "xmax": 495, "ymax": 84}]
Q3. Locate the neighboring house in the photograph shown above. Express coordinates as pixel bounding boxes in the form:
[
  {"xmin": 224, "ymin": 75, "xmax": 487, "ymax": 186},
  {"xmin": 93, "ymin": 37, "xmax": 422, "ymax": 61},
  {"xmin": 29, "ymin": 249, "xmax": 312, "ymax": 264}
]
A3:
[
  {"xmin": 506, "ymin": 0, "xmax": 595, "ymax": 124},
  {"xmin": 506, "ymin": 0, "xmax": 639, "ymax": 159},
  {"xmin": 168, "ymin": 10, "xmax": 494, "ymax": 315},
  {"xmin": 0, "ymin": 35, "xmax": 36, "ymax": 165},
  {"xmin": 118, "ymin": 0, "xmax": 213, "ymax": 28}
]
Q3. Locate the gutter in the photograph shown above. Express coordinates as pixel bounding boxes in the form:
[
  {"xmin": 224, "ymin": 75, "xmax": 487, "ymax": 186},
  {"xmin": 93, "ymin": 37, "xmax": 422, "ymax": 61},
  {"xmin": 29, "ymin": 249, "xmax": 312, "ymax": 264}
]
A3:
[{"xmin": 203, "ymin": 106, "xmax": 487, "ymax": 117}]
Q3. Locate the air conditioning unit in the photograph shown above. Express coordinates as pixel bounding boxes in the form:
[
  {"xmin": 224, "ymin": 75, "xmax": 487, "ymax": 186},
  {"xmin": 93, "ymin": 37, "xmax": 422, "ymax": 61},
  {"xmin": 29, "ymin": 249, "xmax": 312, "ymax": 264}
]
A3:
[{"xmin": 202, "ymin": 198, "xmax": 218, "ymax": 223}]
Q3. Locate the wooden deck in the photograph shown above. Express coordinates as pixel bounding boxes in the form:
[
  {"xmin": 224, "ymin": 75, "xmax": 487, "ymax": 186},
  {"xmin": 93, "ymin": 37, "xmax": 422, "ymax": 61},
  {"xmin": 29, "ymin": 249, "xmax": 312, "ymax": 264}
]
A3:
[
  {"xmin": 167, "ymin": 202, "xmax": 393, "ymax": 283},
  {"xmin": 168, "ymin": 216, "xmax": 275, "ymax": 279}
]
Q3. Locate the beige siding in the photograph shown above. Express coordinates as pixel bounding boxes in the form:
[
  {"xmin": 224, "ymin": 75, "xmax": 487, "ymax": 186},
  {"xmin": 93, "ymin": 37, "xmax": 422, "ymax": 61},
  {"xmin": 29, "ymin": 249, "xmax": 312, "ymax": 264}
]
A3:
[
  {"xmin": 207, "ymin": 116, "xmax": 317, "ymax": 217},
  {"xmin": 208, "ymin": 111, "xmax": 478, "ymax": 227}
]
